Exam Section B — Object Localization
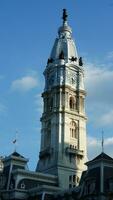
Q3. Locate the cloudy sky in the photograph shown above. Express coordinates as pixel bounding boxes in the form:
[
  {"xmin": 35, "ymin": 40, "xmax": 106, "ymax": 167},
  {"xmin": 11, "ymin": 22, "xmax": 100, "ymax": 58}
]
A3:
[{"xmin": 0, "ymin": 0, "xmax": 113, "ymax": 170}]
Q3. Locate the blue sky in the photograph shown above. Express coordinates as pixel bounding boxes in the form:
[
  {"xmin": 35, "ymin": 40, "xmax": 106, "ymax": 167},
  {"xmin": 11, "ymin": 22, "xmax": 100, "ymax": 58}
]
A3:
[{"xmin": 0, "ymin": 0, "xmax": 113, "ymax": 170}]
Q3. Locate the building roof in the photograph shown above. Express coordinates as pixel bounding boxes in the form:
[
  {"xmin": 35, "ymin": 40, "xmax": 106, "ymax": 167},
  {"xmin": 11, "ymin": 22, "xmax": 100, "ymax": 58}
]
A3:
[
  {"xmin": 11, "ymin": 151, "xmax": 25, "ymax": 159},
  {"xmin": 92, "ymin": 152, "xmax": 113, "ymax": 162},
  {"xmin": 86, "ymin": 152, "xmax": 113, "ymax": 166},
  {"xmin": 3, "ymin": 151, "xmax": 29, "ymax": 164}
]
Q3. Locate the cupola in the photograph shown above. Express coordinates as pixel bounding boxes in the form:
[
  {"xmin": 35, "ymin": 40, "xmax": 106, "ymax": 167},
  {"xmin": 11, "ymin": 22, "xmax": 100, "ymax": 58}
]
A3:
[{"xmin": 48, "ymin": 9, "xmax": 78, "ymax": 65}]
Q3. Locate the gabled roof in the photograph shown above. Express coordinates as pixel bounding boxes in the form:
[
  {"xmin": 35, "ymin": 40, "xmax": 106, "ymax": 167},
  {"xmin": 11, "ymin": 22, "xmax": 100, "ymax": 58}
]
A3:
[
  {"xmin": 86, "ymin": 152, "xmax": 113, "ymax": 166},
  {"xmin": 92, "ymin": 152, "xmax": 113, "ymax": 162},
  {"xmin": 3, "ymin": 151, "xmax": 28, "ymax": 163},
  {"xmin": 11, "ymin": 151, "xmax": 25, "ymax": 159}
]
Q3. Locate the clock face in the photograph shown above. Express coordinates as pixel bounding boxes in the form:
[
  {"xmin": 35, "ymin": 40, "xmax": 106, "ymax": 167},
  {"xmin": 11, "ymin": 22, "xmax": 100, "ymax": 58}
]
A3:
[
  {"xmin": 71, "ymin": 75, "xmax": 76, "ymax": 85},
  {"xmin": 67, "ymin": 71, "xmax": 77, "ymax": 85}
]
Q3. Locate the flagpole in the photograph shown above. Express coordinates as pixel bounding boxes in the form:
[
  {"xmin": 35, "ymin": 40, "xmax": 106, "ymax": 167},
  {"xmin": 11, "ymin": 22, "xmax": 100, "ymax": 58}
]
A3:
[
  {"xmin": 12, "ymin": 130, "xmax": 18, "ymax": 152},
  {"xmin": 102, "ymin": 130, "xmax": 104, "ymax": 153}
]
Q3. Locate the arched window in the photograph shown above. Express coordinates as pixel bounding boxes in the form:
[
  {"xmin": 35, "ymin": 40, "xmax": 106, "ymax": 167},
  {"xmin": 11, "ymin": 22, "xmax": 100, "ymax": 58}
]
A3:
[
  {"xmin": 70, "ymin": 121, "xmax": 78, "ymax": 139},
  {"xmin": 69, "ymin": 96, "xmax": 75, "ymax": 110}
]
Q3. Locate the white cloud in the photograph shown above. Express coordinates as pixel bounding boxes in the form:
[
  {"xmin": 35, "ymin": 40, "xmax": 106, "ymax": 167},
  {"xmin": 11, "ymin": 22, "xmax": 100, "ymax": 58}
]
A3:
[
  {"xmin": 88, "ymin": 135, "xmax": 113, "ymax": 147},
  {"xmin": 35, "ymin": 93, "xmax": 43, "ymax": 113},
  {"xmin": 87, "ymin": 135, "xmax": 113, "ymax": 160},
  {"xmin": 106, "ymin": 51, "xmax": 113, "ymax": 60},
  {"xmin": 11, "ymin": 75, "xmax": 38, "ymax": 92},
  {"xmin": 100, "ymin": 109, "xmax": 113, "ymax": 126},
  {"xmin": 84, "ymin": 55, "xmax": 113, "ymax": 159},
  {"xmin": 85, "ymin": 63, "xmax": 113, "ymax": 105},
  {"xmin": 105, "ymin": 137, "xmax": 113, "ymax": 145},
  {"xmin": 87, "ymin": 135, "xmax": 100, "ymax": 147},
  {"xmin": 84, "ymin": 59, "xmax": 113, "ymax": 128}
]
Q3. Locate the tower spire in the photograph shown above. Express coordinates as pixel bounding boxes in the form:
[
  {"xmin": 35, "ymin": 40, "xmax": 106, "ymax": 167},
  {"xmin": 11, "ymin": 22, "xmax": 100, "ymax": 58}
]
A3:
[{"xmin": 62, "ymin": 9, "xmax": 68, "ymax": 24}]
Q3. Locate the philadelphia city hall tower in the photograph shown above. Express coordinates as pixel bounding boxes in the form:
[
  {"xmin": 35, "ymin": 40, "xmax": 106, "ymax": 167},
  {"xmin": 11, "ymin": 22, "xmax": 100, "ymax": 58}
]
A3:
[
  {"xmin": 1, "ymin": 9, "xmax": 112, "ymax": 200},
  {"xmin": 36, "ymin": 9, "xmax": 87, "ymax": 189}
]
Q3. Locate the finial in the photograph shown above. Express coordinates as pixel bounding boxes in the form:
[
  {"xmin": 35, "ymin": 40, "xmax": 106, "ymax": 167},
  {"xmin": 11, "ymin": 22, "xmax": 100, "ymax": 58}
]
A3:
[
  {"xmin": 101, "ymin": 130, "xmax": 104, "ymax": 153},
  {"xmin": 62, "ymin": 9, "xmax": 68, "ymax": 24}
]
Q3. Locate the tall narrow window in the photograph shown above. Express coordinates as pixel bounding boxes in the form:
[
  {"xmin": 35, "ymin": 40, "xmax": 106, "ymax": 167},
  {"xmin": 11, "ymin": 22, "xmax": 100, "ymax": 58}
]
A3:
[
  {"xmin": 70, "ymin": 121, "xmax": 78, "ymax": 139},
  {"xmin": 80, "ymin": 97, "xmax": 84, "ymax": 113},
  {"xmin": 69, "ymin": 175, "xmax": 72, "ymax": 182},
  {"xmin": 44, "ymin": 121, "xmax": 51, "ymax": 148},
  {"xmin": 47, "ymin": 122, "xmax": 51, "ymax": 147},
  {"xmin": 73, "ymin": 175, "xmax": 76, "ymax": 182},
  {"xmin": 69, "ymin": 96, "xmax": 75, "ymax": 110}
]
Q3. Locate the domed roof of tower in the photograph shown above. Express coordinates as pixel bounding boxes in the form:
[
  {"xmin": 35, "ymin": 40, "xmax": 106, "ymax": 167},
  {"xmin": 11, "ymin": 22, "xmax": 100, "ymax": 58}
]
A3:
[{"xmin": 49, "ymin": 9, "xmax": 78, "ymax": 65}]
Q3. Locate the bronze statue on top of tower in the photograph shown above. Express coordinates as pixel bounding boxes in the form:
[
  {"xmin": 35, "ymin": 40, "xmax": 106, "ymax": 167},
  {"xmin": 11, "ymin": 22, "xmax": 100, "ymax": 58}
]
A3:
[{"xmin": 62, "ymin": 9, "xmax": 68, "ymax": 23}]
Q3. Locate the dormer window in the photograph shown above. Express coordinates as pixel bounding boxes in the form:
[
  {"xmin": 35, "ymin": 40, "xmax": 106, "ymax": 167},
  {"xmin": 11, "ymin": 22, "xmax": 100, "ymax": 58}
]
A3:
[
  {"xmin": 47, "ymin": 58, "xmax": 53, "ymax": 64},
  {"xmin": 59, "ymin": 51, "xmax": 64, "ymax": 59}
]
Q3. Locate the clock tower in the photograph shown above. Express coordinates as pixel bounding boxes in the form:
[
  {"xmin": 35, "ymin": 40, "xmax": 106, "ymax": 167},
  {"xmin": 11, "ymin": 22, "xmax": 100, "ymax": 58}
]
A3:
[{"xmin": 36, "ymin": 9, "xmax": 87, "ymax": 189}]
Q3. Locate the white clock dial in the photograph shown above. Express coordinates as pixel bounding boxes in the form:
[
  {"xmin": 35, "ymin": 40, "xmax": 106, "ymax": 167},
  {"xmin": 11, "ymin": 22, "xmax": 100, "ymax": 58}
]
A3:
[
  {"xmin": 71, "ymin": 74, "xmax": 76, "ymax": 84},
  {"xmin": 67, "ymin": 71, "xmax": 76, "ymax": 85}
]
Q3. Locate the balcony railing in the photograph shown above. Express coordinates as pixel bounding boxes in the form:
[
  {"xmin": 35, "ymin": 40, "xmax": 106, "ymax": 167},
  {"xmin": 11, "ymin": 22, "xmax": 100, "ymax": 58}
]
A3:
[{"xmin": 66, "ymin": 147, "xmax": 84, "ymax": 157}]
